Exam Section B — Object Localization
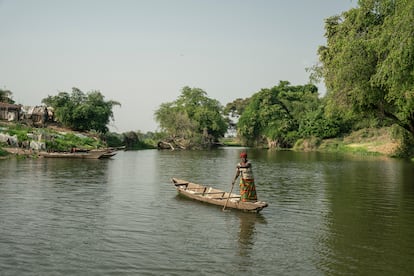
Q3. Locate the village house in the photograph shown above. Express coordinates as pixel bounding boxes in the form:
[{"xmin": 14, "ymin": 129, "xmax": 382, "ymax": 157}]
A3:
[
  {"xmin": 0, "ymin": 102, "xmax": 22, "ymax": 121},
  {"xmin": 0, "ymin": 102, "xmax": 54, "ymax": 126},
  {"xmin": 21, "ymin": 105, "xmax": 52, "ymax": 126}
]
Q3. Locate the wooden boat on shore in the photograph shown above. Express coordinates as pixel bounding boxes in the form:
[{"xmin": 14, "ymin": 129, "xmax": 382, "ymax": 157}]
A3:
[
  {"xmin": 171, "ymin": 178, "xmax": 268, "ymax": 213},
  {"xmin": 39, "ymin": 149, "xmax": 113, "ymax": 159},
  {"xmin": 100, "ymin": 151, "xmax": 117, "ymax": 159}
]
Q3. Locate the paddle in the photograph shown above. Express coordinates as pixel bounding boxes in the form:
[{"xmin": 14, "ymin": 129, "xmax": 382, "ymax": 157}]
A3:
[{"xmin": 222, "ymin": 177, "xmax": 237, "ymax": 211}]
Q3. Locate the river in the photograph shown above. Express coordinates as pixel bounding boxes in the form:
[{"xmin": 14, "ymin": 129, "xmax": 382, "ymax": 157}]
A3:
[{"xmin": 1, "ymin": 148, "xmax": 413, "ymax": 275}]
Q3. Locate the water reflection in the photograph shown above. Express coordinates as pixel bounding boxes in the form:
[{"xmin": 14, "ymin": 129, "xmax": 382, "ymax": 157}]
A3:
[
  {"xmin": 236, "ymin": 212, "xmax": 267, "ymax": 257},
  {"xmin": 173, "ymin": 192, "xmax": 267, "ymax": 259},
  {"xmin": 2, "ymin": 149, "xmax": 414, "ymax": 275},
  {"xmin": 156, "ymin": 148, "xmax": 241, "ymax": 191},
  {"xmin": 0, "ymin": 158, "xmax": 113, "ymax": 275},
  {"xmin": 319, "ymin": 158, "xmax": 414, "ymax": 275}
]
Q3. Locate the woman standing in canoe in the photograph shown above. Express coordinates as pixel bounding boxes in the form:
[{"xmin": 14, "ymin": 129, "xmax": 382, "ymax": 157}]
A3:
[{"xmin": 233, "ymin": 152, "xmax": 257, "ymax": 202}]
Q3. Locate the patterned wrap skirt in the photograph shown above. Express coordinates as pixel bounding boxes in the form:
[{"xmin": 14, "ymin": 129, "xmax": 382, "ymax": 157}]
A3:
[{"xmin": 239, "ymin": 178, "xmax": 257, "ymax": 202}]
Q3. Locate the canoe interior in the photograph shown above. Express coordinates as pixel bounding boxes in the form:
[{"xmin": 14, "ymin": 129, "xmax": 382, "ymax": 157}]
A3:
[
  {"xmin": 171, "ymin": 178, "xmax": 268, "ymax": 213},
  {"xmin": 39, "ymin": 149, "xmax": 116, "ymax": 159}
]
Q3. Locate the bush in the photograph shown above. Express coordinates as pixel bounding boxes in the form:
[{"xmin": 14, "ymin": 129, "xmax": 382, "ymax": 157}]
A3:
[
  {"xmin": 0, "ymin": 146, "xmax": 8, "ymax": 157},
  {"xmin": 294, "ymin": 137, "xmax": 321, "ymax": 151},
  {"xmin": 391, "ymin": 126, "xmax": 414, "ymax": 158},
  {"xmin": 6, "ymin": 124, "xmax": 30, "ymax": 142},
  {"xmin": 102, "ymin": 132, "xmax": 124, "ymax": 148},
  {"xmin": 45, "ymin": 133, "xmax": 103, "ymax": 152}
]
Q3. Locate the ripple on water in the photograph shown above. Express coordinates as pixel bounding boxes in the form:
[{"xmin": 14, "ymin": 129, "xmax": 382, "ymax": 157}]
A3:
[{"xmin": 1, "ymin": 150, "xmax": 414, "ymax": 275}]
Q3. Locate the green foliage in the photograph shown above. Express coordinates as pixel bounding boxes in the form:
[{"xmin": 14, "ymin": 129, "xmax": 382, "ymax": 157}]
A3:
[
  {"xmin": 102, "ymin": 131, "xmax": 159, "ymax": 149},
  {"xmin": 237, "ymin": 81, "xmax": 320, "ymax": 147},
  {"xmin": 137, "ymin": 131, "xmax": 167, "ymax": 149},
  {"xmin": 219, "ymin": 137, "xmax": 242, "ymax": 147},
  {"xmin": 42, "ymin": 88, "xmax": 120, "ymax": 133},
  {"xmin": 0, "ymin": 145, "xmax": 8, "ymax": 156},
  {"xmin": 45, "ymin": 138, "xmax": 71, "ymax": 152},
  {"xmin": 293, "ymin": 137, "xmax": 321, "ymax": 151},
  {"xmin": 391, "ymin": 125, "xmax": 414, "ymax": 158},
  {"xmin": 0, "ymin": 122, "xmax": 104, "ymax": 152},
  {"xmin": 319, "ymin": 0, "xmax": 414, "ymax": 138},
  {"xmin": 45, "ymin": 133, "xmax": 102, "ymax": 152},
  {"xmin": 121, "ymin": 131, "xmax": 156, "ymax": 150},
  {"xmin": 298, "ymin": 104, "xmax": 352, "ymax": 139},
  {"xmin": 0, "ymin": 89, "xmax": 15, "ymax": 104},
  {"xmin": 155, "ymin": 86, "xmax": 228, "ymax": 147},
  {"xmin": 5, "ymin": 124, "xmax": 31, "ymax": 142},
  {"xmin": 123, "ymin": 131, "xmax": 140, "ymax": 149},
  {"xmin": 103, "ymin": 132, "xmax": 124, "ymax": 148},
  {"xmin": 224, "ymin": 98, "xmax": 250, "ymax": 118}
]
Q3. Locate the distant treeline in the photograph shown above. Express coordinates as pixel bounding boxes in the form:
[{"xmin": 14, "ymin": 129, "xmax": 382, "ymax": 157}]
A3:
[{"xmin": 2, "ymin": 1, "xmax": 414, "ymax": 157}]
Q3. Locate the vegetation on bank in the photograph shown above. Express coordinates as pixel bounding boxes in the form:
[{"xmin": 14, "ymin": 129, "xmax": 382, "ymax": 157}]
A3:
[
  {"xmin": 294, "ymin": 127, "xmax": 399, "ymax": 156},
  {"xmin": 154, "ymin": 86, "xmax": 227, "ymax": 150},
  {"xmin": 1, "ymin": 87, "xmax": 157, "ymax": 156},
  {"xmin": 0, "ymin": 147, "xmax": 7, "ymax": 157},
  {"xmin": 220, "ymin": 127, "xmax": 401, "ymax": 157},
  {"xmin": 103, "ymin": 131, "xmax": 160, "ymax": 150},
  {"xmin": 0, "ymin": 122, "xmax": 103, "ymax": 151},
  {"xmin": 42, "ymin": 87, "xmax": 121, "ymax": 133},
  {"xmin": 222, "ymin": 0, "xmax": 414, "ymax": 159},
  {"xmin": 0, "ymin": 117, "xmax": 410, "ymax": 160},
  {"xmin": 0, "ymin": 122, "xmax": 157, "ymax": 158},
  {"xmin": 2, "ymin": 0, "xmax": 414, "ymax": 160},
  {"xmin": 318, "ymin": 0, "xmax": 414, "ymax": 140}
]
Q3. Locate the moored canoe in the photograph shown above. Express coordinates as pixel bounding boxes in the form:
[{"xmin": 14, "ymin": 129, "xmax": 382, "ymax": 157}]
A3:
[{"xmin": 39, "ymin": 149, "xmax": 109, "ymax": 159}]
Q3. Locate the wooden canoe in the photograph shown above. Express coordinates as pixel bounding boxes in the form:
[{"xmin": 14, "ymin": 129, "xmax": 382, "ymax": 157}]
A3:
[
  {"xmin": 171, "ymin": 178, "xmax": 268, "ymax": 213},
  {"xmin": 39, "ymin": 149, "xmax": 110, "ymax": 159}
]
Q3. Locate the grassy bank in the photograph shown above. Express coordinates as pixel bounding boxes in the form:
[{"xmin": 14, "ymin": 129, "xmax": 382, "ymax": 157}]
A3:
[
  {"xmin": 220, "ymin": 137, "xmax": 243, "ymax": 147},
  {"xmin": 221, "ymin": 127, "xmax": 401, "ymax": 157},
  {"xmin": 296, "ymin": 127, "xmax": 400, "ymax": 156},
  {"xmin": 0, "ymin": 123, "xmax": 407, "ymax": 160}
]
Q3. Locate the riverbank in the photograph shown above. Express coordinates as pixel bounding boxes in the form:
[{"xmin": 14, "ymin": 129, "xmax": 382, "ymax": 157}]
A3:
[
  {"xmin": 317, "ymin": 127, "xmax": 400, "ymax": 156},
  {"xmin": 265, "ymin": 127, "xmax": 402, "ymax": 158},
  {"xmin": 0, "ymin": 125, "xmax": 406, "ymax": 160},
  {"xmin": 223, "ymin": 127, "xmax": 401, "ymax": 157},
  {"xmin": 0, "ymin": 122, "xmax": 105, "ymax": 159},
  {"xmin": 1, "ymin": 147, "xmax": 39, "ymax": 158}
]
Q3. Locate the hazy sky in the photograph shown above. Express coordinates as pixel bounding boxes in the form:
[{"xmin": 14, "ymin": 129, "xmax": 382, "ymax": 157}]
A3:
[{"xmin": 0, "ymin": 0, "xmax": 356, "ymax": 132}]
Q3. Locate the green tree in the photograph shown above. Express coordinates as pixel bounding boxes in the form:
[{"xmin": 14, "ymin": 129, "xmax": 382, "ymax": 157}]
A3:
[
  {"xmin": 0, "ymin": 89, "xmax": 15, "ymax": 104},
  {"xmin": 123, "ymin": 131, "xmax": 140, "ymax": 149},
  {"xmin": 102, "ymin": 132, "xmax": 124, "ymax": 148},
  {"xmin": 318, "ymin": 0, "xmax": 414, "ymax": 138},
  {"xmin": 224, "ymin": 98, "xmax": 250, "ymax": 118},
  {"xmin": 298, "ymin": 101, "xmax": 351, "ymax": 139},
  {"xmin": 42, "ymin": 87, "xmax": 120, "ymax": 133},
  {"xmin": 155, "ymin": 86, "xmax": 227, "ymax": 148},
  {"xmin": 238, "ymin": 81, "xmax": 320, "ymax": 148},
  {"xmin": 224, "ymin": 98, "xmax": 250, "ymax": 136}
]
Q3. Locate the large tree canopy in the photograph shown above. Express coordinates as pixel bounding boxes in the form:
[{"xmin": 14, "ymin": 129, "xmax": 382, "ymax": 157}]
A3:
[
  {"xmin": 224, "ymin": 97, "xmax": 250, "ymax": 119},
  {"xmin": 319, "ymin": 0, "xmax": 414, "ymax": 137},
  {"xmin": 237, "ymin": 81, "xmax": 320, "ymax": 147},
  {"xmin": 155, "ymin": 86, "xmax": 227, "ymax": 148},
  {"xmin": 42, "ymin": 87, "xmax": 120, "ymax": 133}
]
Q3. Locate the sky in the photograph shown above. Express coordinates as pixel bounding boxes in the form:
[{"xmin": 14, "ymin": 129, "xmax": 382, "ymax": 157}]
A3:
[{"xmin": 0, "ymin": 0, "xmax": 356, "ymax": 133}]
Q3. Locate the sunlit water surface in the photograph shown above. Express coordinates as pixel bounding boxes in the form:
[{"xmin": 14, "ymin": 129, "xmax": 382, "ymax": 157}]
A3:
[{"xmin": 1, "ymin": 148, "xmax": 414, "ymax": 275}]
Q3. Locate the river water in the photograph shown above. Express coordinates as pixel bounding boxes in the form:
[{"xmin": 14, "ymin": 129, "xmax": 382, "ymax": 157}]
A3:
[{"xmin": 1, "ymin": 148, "xmax": 413, "ymax": 275}]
